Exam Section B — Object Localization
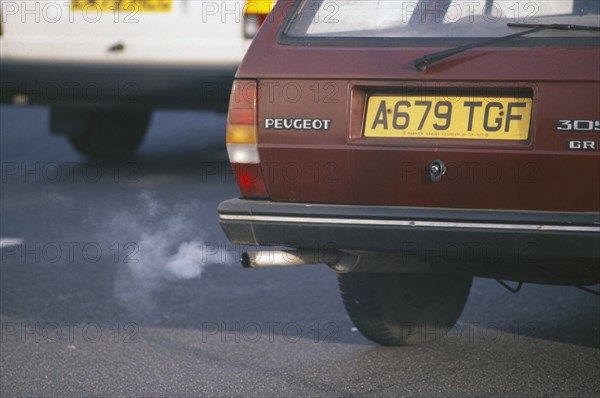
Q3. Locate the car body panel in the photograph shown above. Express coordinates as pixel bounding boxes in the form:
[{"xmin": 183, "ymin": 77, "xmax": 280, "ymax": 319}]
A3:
[
  {"xmin": 0, "ymin": 0, "xmax": 248, "ymax": 64},
  {"xmin": 229, "ymin": 0, "xmax": 600, "ymax": 212},
  {"xmin": 219, "ymin": 0, "xmax": 600, "ymax": 282},
  {"xmin": 0, "ymin": 0, "xmax": 275, "ymax": 109}
]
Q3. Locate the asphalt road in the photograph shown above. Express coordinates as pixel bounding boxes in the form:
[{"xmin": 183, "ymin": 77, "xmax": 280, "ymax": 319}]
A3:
[{"xmin": 1, "ymin": 105, "xmax": 599, "ymax": 397}]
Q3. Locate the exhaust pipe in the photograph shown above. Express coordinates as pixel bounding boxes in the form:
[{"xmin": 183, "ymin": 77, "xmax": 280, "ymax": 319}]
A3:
[
  {"xmin": 241, "ymin": 250, "xmax": 340, "ymax": 268},
  {"xmin": 241, "ymin": 249, "xmax": 432, "ymax": 273}
]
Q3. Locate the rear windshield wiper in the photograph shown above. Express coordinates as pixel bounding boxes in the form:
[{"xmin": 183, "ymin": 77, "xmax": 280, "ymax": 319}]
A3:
[{"xmin": 413, "ymin": 23, "xmax": 600, "ymax": 72}]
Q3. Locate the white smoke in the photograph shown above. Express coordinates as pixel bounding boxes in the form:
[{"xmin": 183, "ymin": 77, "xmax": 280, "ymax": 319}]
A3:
[
  {"xmin": 164, "ymin": 241, "xmax": 206, "ymax": 279},
  {"xmin": 107, "ymin": 192, "xmax": 228, "ymax": 314}
]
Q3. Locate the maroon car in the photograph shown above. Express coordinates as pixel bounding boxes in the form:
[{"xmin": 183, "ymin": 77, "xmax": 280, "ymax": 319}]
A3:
[{"xmin": 218, "ymin": 0, "xmax": 600, "ymax": 345}]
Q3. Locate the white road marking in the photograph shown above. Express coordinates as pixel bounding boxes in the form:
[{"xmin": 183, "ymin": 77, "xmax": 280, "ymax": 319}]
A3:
[{"xmin": 0, "ymin": 238, "xmax": 24, "ymax": 249}]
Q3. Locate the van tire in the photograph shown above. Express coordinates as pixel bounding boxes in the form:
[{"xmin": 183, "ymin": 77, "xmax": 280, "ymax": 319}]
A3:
[{"xmin": 66, "ymin": 110, "xmax": 150, "ymax": 159}]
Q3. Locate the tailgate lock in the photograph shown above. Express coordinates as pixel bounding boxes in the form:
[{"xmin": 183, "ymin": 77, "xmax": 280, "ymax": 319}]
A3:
[{"xmin": 428, "ymin": 160, "xmax": 447, "ymax": 183}]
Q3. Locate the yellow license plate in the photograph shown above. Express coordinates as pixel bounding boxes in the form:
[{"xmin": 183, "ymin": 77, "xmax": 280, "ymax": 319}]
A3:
[
  {"xmin": 71, "ymin": 0, "xmax": 172, "ymax": 12},
  {"xmin": 364, "ymin": 95, "xmax": 532, "ymax": 140}
]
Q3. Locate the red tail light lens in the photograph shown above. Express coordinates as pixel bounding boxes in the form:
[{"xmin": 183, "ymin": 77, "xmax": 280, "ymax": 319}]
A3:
[{"xmin": 226, "ymin": 79, "xmax": 268, "ymax": 198}]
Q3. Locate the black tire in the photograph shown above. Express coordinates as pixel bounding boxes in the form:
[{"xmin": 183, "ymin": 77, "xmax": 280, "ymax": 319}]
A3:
[
  {"xmin": 338, "ymin": 272, "xmax": 472, "ymax": 346},
  {"xmin": 67, "ymin": 110, "xmax": 150, "ymax": 159}
]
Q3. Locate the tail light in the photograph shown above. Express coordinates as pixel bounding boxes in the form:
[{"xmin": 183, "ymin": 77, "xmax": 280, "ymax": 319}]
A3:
[
  {"xmin": 243, "ymin": 1, "xmax": 276, "ymax": 38},
  {"xmin": 226, "ymin": 79, "xmax": 268, "ymax": 198}
]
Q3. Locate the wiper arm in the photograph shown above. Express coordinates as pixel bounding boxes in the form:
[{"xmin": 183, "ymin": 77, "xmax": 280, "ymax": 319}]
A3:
[
  {"xmin": 413, "ymin": 23, "xmax": 600, "ymax": 72},
  {"xmin": 506, "ymin": 22, "xmax": 600, "ymax": 31}
]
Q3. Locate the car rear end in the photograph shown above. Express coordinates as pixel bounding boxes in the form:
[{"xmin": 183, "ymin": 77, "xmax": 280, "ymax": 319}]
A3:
[
  {"xmin": 0, "ymin": 0, "xmax": 275, "ymax": 158},
  {"xmin": 219, "ymin": 0, "xmax": 600, "ymax": 345},
  {"xmin": 0, "ymin": 0, "xmax": 275, "ymax": 108}
]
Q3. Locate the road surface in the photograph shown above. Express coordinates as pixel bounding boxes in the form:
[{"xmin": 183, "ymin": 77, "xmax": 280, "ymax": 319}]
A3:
[{"xmin": 1, "ymin": 105, "xmax": 599, "ymax": 397}]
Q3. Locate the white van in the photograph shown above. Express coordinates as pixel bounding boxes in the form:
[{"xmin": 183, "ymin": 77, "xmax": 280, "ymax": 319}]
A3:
[{"xmin": 0, "ymin": 0, "xmax": 274, "ymax": 157}]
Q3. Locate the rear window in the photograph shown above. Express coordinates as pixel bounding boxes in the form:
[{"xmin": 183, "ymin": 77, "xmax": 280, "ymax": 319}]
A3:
[{"xmin": 281, "ymin": 0, "xmax": 600, "ymax": 42}]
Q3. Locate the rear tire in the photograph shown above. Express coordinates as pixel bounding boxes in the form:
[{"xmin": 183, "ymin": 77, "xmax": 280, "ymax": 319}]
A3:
[
  {"xmin": 66, "ymin": 110, "xmax": 150, "ymax": 159},
  {"xmin": 338, "ymin": 272, "xmax": 472, "ymax": 346}
]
